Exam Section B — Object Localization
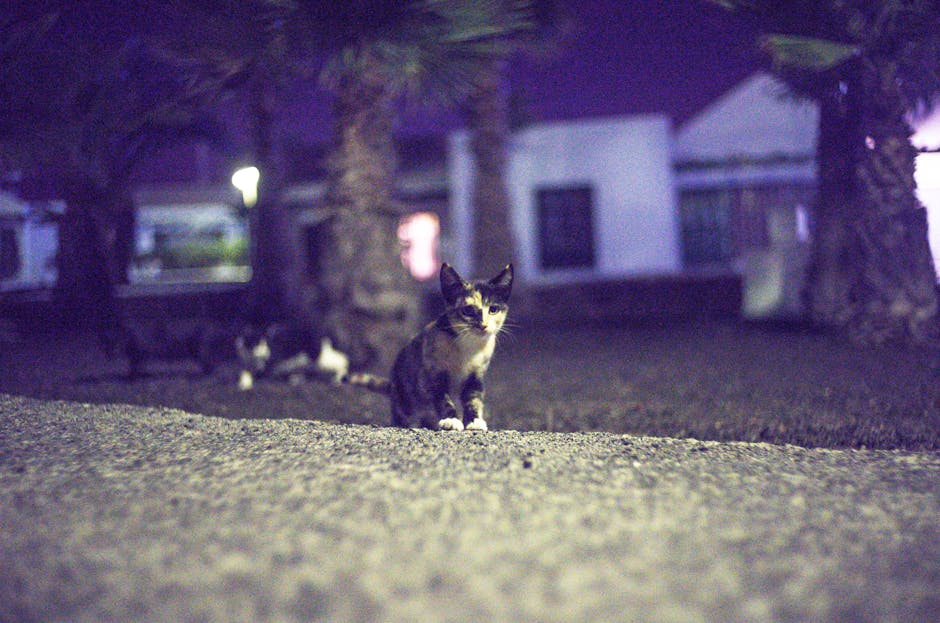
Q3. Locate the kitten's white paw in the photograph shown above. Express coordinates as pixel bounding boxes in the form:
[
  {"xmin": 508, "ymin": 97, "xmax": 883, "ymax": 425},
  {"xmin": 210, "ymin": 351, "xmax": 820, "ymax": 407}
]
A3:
[
  {"xmin": 465, "ymin": 418, "xmax": 488, "ymax": 431},
  {"xmin": 438, "ymin": 417, "xmax": 465, "ymax": 431},
  {"xmin": 238, "ymin": 370, "xmax": 253, "ymax": 391}
]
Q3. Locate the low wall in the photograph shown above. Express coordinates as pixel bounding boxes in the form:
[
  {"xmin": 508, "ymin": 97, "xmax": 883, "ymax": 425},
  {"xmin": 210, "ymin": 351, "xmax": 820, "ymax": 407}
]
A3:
[{"xmin": 516, "ymin": 273, "xmax": 742, "ymax": 324}]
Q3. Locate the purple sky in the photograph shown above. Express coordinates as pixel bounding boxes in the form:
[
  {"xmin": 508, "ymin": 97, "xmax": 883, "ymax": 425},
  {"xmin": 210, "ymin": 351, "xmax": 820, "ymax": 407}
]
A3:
[
  {"xmin": 506, "ymin": 0, "xmax": 764, "ymax": 126},
  {"xmin": 282, "ymin": 0, "xmax": 765, "ymax": 141}
]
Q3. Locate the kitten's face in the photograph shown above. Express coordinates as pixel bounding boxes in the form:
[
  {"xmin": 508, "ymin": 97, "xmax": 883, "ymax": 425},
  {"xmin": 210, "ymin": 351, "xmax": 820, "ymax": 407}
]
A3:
[{"xmin": 440, "ymin": 263, "xmax": 513, "ymax": 336}]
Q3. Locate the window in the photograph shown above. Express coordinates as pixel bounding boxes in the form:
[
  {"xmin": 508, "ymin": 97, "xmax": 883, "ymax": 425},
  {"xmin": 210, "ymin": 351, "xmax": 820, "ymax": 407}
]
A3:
[
  {"xmin": 679, "ymin": 183, "xmax": 815, "ymax": 268},
  {"xmin": 679, "ymin": 190, "xmax": 735, "ymax": 267},
  {"xmin": 536, "ymin": 185, "xmax": 595, "ymax": 270},
  {"xmin": 0, "ymin": 225, "xmax": 20, "ymax": 280},
  {"xmin": 129, "ymin": 203, "xmax": 249, "ymax": 284}
]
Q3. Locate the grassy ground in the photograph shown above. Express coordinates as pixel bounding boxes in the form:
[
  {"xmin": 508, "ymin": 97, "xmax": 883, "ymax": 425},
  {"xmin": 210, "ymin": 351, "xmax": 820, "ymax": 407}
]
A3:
[{"xmin": 1, "ymin": 319, "xmax": 938, "ymax": 451}]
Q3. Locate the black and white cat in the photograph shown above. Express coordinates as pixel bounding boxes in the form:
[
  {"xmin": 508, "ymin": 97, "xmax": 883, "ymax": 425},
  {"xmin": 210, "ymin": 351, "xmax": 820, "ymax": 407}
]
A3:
[
  {"xmin": 236, "ymin": 323, "xmax": 349, "ymax": 390},
  {"xmin": 345, "ymin": 263, "xmax": 512, "ymax": 431}
]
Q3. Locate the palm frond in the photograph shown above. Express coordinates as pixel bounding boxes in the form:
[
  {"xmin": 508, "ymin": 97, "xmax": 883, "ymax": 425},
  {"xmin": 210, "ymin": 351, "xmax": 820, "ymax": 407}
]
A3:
[
  {"xmin": 760, "ymin": 34, "xmax": 860, "ymax": 71},
  {"xmin": 320, "ymin": 0, "xmax": 534, "ymax": 104}
]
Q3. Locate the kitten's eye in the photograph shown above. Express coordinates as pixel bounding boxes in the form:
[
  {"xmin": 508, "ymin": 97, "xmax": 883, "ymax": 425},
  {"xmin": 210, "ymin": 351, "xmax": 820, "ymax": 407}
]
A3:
[
  {"xmin": 488, "ymin": 305, "xmax": 502, "ymax": 315},
  {"xmin": 461, "ymin": 305, "xmax": 476, "ymax": 317}
]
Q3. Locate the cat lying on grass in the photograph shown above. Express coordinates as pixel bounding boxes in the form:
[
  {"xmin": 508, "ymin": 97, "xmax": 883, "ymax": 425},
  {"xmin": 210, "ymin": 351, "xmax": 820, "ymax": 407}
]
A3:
[
  {"xmin": 236, "ymin": 323, "xmax": 349, "ymax": 390},
  {"xmin": 345, "ymin": 263, "xmax": 512, "ymax": 431}
]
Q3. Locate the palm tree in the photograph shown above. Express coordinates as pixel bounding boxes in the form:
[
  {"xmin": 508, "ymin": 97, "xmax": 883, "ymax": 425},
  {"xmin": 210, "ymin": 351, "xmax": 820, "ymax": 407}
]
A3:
[
  {"xmin": 466, "ymin": 58, "xmax": 516, "ymax": 279},
  {"xmin": 317, "ymin": 41, "xmax": 410, "ymax": 370},
  {"xmin": 464, "ymin": 1, "xmax": 565, "ymax": 278},
  {"xmin": 314, "ymin": 0, "xmax": 533, "ymax": 370},
  {"xmin": 159, "ymin": 1, "xmax": 532, "ymax": 368},
  {"xmin": 712, "ymin": 0, "xmax": 940, "ymax": 344}
]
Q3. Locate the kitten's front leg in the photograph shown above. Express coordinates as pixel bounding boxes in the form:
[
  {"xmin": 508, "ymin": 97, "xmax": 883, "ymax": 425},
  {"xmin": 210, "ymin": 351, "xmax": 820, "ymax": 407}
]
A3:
[
  {"xmin": 436, "ymin": 396, "xmax": 464, "ymax": 431},
  {"xmin": 460, "ymin": 374, "xmax": 488, "ymax": 431},
  {"xmin": 430, "ymin": 372, "xmax": 463, "ymax": 431}
]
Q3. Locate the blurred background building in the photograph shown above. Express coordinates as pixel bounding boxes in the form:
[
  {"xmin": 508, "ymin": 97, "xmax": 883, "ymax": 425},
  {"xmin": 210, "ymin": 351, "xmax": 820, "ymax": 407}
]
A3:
[{"xmin": 2, "ymin": 1, "xmax": 939, "ymax": 328}]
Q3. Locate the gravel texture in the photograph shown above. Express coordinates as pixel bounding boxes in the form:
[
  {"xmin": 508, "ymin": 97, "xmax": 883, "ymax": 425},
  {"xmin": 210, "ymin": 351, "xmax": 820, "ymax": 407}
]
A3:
[{"xmin": 2, "ymin": 393, "xmax": 939, "ymax": 622}]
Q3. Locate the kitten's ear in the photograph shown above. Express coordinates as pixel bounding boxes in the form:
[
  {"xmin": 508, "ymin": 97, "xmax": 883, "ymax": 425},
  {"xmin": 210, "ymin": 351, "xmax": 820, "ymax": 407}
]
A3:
[
  {"xmin": 440, "ymin": 263, "xmax": 467, "ymax": 304},
  {"xmin": 489, "ymin": 263, "xmax": 514, "ymax": 299}
]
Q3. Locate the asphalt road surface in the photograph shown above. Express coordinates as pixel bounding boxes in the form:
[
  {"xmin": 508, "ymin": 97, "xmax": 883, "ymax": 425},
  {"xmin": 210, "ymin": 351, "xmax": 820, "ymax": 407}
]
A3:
[{"xmin": 1, "ymin": 393, "xmax": 938, "ymax": 622}]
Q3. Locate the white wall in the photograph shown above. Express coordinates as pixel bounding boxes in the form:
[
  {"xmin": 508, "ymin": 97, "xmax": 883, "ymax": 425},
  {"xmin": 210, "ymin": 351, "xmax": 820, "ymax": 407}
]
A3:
[
  {"xmin": 447, "ymin": 134, "xmax": 475, "ymax": 276},
  {"xmin": 449, "ymin": 115, "xmax": 680, "ymax": 285},
  {"xmin": 913, "ymin": 110, "xmax": 940, "ymax": 281},
  {"xmin": 674, "ymin": 72, "xmax": 819, "ymax": 194},
  {"xmin": 0, "ymin": 192, "xmax": 59, "ymax": 291}
]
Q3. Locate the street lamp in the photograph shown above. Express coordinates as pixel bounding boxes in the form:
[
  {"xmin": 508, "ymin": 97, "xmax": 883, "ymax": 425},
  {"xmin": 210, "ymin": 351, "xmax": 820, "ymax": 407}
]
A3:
[{"xmin": 231, "ymin": 166, "xmax": 260, "ymax": 208}]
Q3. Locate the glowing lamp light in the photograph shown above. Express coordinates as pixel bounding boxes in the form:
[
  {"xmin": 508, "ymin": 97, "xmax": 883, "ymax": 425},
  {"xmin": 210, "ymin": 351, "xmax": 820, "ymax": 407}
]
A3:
[
  {"xmin": 398, "ymin": 212, "xmax": 440, "ymax": 281},
  {"xmin": 231, "ymin": 166, "xmax": 260, "ymax": 207}
]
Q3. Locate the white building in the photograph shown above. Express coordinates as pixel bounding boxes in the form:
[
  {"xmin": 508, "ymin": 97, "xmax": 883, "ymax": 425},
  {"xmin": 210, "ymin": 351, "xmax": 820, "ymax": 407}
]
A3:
[
  {"xmin": 447, "ymin": 71, "xmax": 940, "ymax": 319},
  {"xmin": 0, "ymin": 191, "xmax": 60, "ymax": 292},
  {"xmin": 449, "ymin": 114, "xmax": 679, "ymax": 286},
  {"xmin": 7, "ymin": 72, "xmax": 938, "ymax": 321}
]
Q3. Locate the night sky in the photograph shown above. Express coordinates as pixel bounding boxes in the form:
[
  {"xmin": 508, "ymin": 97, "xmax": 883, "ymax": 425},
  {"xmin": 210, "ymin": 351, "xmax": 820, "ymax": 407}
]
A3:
[
  {"xmin": 505, "ymin": 0, "xmax": 764, "ymax": 126},
  {"xmin": 283, "ymin": 0, "xmax": 766, "ymax": 141}
]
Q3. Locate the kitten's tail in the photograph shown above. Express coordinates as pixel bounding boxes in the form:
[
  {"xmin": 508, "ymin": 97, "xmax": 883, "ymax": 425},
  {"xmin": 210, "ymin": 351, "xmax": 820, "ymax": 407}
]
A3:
[{"xmin": 342, "ymin": 372, "xmax": 392, "ymax": 395}]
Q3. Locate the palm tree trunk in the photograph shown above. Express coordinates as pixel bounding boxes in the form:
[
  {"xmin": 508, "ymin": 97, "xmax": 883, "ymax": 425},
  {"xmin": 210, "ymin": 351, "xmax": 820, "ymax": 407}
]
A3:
[
  {"xmin": 55, "ymin": 177, "xmax": 119, "ymax": 331},
  {"xmin": 850, "ymin": 66, "xmax": 937, "ymax": 343},
  {"xmin": 806, "ymin": 67, "xmax": 938, "ymax": 344},
  {"xmin": 466, "ymin": 59, "xmax": 515, "ymax": 278},
  {"xmin": 320, "ymin": 57, "xmax": 418, "ymax": 371},
  {"xmin": 247, "ymin": 78, "xmax": 293, "ymax": 323},
  {"xmin": 805, "ymin": 91, "xmax": 862, "ymax": 330}
]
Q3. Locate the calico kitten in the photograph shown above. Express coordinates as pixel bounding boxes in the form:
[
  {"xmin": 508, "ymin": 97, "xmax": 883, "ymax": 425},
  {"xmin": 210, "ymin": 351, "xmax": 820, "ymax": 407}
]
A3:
[
  {"xmin": 236, "ymin": 323, "xmax": 349, "ymax": 390},
  {"xmin": 345, "ymin": 263, "xmax": 512, "ymax": 431}
]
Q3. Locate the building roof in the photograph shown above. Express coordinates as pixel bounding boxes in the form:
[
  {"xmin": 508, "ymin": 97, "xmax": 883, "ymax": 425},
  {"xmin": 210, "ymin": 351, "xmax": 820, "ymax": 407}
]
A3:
[{"xmin": 675, "ymin": 72, "xmax": 818, "ymax": 165}]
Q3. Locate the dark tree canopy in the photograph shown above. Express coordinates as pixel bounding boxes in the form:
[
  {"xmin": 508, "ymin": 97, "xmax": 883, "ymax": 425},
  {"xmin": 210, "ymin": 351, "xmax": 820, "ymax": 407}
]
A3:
[{"xmin": 1, "ymin": 2, "xmax": 226, "ymax": 326}]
